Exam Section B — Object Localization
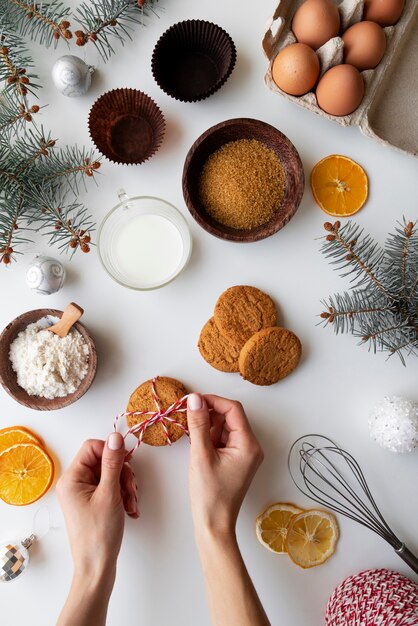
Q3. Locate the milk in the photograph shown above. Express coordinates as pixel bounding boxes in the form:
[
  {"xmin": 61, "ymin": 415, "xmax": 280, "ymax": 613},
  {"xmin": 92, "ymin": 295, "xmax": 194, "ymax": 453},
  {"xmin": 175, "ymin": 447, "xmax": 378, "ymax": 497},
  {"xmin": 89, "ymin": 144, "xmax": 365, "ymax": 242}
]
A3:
[{"xmin": 112, "ymin": 214, "xmax": 184, "ymax": 287}]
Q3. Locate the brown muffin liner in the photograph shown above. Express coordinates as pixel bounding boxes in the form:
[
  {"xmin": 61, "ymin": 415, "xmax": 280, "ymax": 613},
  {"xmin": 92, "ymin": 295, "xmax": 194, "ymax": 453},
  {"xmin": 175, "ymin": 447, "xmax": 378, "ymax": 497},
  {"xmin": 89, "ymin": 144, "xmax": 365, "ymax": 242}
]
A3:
[
  {"xmin": 88, "ymin": 88, "xmax": 165, "ymax": 165},
  {"xmin": 151, "ymin": 19, "xmax": 237, "ymax": 103}
]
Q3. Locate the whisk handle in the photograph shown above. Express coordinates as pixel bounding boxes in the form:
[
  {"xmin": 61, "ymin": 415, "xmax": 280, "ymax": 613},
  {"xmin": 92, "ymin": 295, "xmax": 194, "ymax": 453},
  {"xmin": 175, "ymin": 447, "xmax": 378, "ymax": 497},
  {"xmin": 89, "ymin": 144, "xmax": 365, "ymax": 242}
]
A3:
[{"xmin": 395, "ymin": 544, "xmax": 418, "ymax": 575}]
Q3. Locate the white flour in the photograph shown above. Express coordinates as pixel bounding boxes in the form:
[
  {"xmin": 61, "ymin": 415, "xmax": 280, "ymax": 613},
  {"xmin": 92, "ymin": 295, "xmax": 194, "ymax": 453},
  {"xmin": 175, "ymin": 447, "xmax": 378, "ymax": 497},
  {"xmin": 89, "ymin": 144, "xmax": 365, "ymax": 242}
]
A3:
[{"xmin": 9, "ymin": 316, "xmax": 89, "ymax": 399}]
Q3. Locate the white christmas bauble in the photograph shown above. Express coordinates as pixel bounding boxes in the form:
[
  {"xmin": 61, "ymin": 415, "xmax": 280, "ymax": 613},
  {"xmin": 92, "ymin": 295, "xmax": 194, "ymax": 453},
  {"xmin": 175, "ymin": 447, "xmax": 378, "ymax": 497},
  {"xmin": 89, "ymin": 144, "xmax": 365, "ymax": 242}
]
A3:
[
  {"xmin": 52, "ymin": 55, "xmax": 94, "ymax": 97},
  {"xmin": 26, "ymin": 256, "xmax": 65, "ymax": 295},
  {"xmin": 368, "ymin": 396, "xmax": 418, "ymax": 453}
]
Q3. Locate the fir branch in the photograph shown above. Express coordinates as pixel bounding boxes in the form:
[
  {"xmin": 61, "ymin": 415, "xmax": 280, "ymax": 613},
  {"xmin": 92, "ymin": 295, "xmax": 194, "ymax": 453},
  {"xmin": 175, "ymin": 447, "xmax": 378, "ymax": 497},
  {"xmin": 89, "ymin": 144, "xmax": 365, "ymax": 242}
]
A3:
[
  {"xmin": 384, "ymin": 219, "xmax": 418, "ymax": 298},
  {"xmin": 16, "ymin": 135, "xmax": 55, "ymax": 174},
  {"xmin": 2, "ymin": 0, "xmax": 72, "ymax": 47},
  {"xmin": 74, "ymin": 0, "xmax": 158, "ymax": 61},
  {"xmin": 38, "ymin": 144, "xmax": 101, "ymax": 193},
  {"xmin": 27, "ymin": 185, "xmax": 94, "ymax": 254},
  {"xmin": 0, "ymin": 28, "xmax": 40, "ymax": 98},
  {"xmin": 356, "ymin": 317, "xmax": 418, "ymax": 365},
  {"xmin": 321, "ymin": 221, "xmax": 392, "ymax": 299},
  {"xmin": 0, "ymin": 92, "xmax": 40, "ymax": 133},
  {"xmin": 319, "ymin": 291, "xmax": 395, "ymax": 335},
  {"xmin": 0, "ymin": 140, "xmax": 24, "ymax": 194},
  {"xmin": 0, "ymin": 126, "xmax": 55, "ymax": 179},
  {"xmin": 0, "ymin": 191, "xmax": 30, "ymax": 263},
  {"xmin": 319, "ymin": 219, "xmax": 418, "ymax": 365}
]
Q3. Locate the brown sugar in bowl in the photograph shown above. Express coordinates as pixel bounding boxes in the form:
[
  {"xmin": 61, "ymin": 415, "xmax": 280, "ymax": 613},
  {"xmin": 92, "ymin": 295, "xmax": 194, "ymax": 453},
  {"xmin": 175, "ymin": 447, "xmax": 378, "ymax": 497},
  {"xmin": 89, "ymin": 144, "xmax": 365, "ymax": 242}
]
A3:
[
  {"xmin": 182, "ymin": 118, "xmax": 304, "ymax": 242},
  {"xmin": 0, "ymin": 308, "xmax": 97, "ymax": 411}
]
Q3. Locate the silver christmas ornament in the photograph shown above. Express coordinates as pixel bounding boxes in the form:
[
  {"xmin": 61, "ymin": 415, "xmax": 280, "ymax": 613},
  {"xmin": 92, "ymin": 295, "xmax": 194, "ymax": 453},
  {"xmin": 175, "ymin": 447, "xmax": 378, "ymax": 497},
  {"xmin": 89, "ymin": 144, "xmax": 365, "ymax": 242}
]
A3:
[
  {"xmin": 369, "ymin": 396, "xmax": 418, "ymax": 453},
  {"xmin": 52, "ymin": 55, "xmax": 94, "ymax": 97},
  {"xmin": 26, "ymin": 255, "xmax": 66, "ymax": 295},
  {"xmin": 0, "ymin": 535, "xmax": 36, "ymax": 582}
]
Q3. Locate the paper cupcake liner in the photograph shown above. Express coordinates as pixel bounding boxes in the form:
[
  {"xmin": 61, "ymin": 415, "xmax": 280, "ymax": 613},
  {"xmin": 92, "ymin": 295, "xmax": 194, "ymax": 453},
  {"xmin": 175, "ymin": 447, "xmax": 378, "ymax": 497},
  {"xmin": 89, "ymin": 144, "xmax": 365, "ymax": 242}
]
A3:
[
  {"xmin": 88, "ymin": 88, "xmax": 165, "ymax": 165},
  {"xmin": 151, "ymin": 19, "xmax": 237, "ymax": 103}
]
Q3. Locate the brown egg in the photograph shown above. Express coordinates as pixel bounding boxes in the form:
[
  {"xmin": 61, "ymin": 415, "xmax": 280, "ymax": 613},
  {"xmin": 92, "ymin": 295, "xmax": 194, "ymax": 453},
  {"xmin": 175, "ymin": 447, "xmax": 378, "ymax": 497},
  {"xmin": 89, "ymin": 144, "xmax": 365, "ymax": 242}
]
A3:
[
  {"xmin": 292, "ymin": 0, "xmax": 341, "ymax": 50},
  {"xmin": 363, "ymin": 0, "xmax": 405, "ymax": 26},
  {"xmin": 272, "ymin": 43, "xmax": 320, "ymax": 96},
  {"xmin": 316, "ymin": 64, "xmax": 365, "ymax": 116},
  {"xmin": 343, "ymin": 21, "xmax": 386, "ymax": 70}
]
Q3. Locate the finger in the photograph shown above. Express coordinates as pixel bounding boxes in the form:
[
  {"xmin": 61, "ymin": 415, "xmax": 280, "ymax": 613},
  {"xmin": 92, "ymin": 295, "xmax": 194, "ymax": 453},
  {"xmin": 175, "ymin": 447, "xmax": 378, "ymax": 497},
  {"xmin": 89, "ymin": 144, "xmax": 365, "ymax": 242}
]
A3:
[
  {"xmin": 204, "ymin": 395, "xmax": 256, "ymax": 449},
  {"xmin": 120, "ymin": 464, "xmax": 139, "ymax": 519},
  {"xmin": 98, "ymin": 433, "xmax": 126, "ymax": 493},
  {"xmin": 187, "ymin": 393, "xmax": 214, "ymax": 455},
  {"xmin": 66, "ymin": 439, "xmax": 105, "ymax": 484},
  {"xmin": 209, "ymin": 412, "xmax": 227, "ymax": 446},
  {"xmin": 204, "ymin": 395, "xmax": 253, "ymax": 433}
]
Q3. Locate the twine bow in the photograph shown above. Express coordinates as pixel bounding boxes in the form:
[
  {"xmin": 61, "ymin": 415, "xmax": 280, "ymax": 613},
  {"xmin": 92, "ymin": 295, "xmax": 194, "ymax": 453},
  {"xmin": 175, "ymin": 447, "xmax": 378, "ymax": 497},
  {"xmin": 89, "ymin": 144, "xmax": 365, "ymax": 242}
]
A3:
[{"xmin": 114, "ymin": 378, "xmax": 190, "ymax": 456}]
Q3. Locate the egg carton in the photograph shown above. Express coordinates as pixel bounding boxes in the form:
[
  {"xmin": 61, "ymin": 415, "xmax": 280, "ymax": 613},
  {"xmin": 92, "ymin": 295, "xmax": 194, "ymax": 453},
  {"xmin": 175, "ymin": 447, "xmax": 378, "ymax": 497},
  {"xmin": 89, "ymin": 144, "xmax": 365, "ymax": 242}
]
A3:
[{"xmin": 263, "ymin": 0, "xmax": 418, "ymax": 158}]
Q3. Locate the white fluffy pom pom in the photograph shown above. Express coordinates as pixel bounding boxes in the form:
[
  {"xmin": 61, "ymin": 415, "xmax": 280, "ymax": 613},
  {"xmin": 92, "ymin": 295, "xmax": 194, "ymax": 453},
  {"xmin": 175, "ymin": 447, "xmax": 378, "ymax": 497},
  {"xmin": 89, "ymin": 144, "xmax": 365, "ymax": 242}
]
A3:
[{"xmin": 368, "ymin": 396, "xmax": 418, "ymax": 453}]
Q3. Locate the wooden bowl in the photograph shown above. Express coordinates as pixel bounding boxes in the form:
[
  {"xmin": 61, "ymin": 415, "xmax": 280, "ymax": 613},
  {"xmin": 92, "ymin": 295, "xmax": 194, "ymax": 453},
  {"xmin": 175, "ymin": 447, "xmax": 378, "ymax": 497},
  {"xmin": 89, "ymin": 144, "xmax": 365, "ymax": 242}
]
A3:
[
  {"xmin": 182, "ymin": 118, "xmax": 304, "ymax": 242},
  {"xmin": 0, "ymin": 309, "xmax": 97, "ymax": 411}
]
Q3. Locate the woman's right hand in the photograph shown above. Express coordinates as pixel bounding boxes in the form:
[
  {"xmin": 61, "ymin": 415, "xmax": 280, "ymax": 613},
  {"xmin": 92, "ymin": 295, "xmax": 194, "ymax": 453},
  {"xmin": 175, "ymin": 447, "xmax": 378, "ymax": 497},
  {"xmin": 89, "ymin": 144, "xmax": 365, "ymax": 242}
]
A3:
[{"xmin": 187, "ymin": 393, "xmax": 263, "ymax": 537}]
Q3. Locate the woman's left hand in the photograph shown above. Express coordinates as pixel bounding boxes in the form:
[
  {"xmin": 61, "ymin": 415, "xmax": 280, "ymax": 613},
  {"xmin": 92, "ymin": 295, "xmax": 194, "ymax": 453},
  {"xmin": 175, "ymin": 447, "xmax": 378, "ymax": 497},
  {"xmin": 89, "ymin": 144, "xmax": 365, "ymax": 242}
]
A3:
[{"xmin": 56, "ymin": 433, "xmax": 139, "ymax": 581}]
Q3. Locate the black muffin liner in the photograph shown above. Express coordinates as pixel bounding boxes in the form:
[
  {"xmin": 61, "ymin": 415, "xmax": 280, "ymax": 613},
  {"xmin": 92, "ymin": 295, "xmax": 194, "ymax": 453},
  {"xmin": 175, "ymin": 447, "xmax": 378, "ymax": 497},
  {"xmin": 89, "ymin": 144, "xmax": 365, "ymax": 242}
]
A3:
[
  {"xmin": 88, "ymin": 88, "xmax": 165, "ymax": 165},
  {"xmin": 151, "ymin": 19, "xmax": 237, "ymax": 103}
]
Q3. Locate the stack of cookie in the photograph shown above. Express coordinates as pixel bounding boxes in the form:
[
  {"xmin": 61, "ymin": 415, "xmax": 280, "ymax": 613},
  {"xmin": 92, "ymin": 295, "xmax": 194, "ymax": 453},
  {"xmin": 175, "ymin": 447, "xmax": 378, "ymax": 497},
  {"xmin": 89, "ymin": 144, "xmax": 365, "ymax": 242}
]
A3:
[{"xmin": 198, "ymin": 286, "xmax": 302, "ymax": 386}]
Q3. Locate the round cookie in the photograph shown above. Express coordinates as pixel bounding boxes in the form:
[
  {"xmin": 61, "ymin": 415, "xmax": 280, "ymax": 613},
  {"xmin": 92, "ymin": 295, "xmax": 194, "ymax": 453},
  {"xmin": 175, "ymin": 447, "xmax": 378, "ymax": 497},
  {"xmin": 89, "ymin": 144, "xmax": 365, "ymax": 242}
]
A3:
[
  {"xmin": 126, "ymin": 376, "xmax": 188, "ymax": 446},
  {"xmin": 214, "ymin": 286, "xmax": 277, "ymax": 345},
  {"xmin": 239, "ymin": 327, "xmax": 301, "ymax": 386},
  {"xmin": 198, "ymin": 317, "xmax": 241, "ymax": 372}
]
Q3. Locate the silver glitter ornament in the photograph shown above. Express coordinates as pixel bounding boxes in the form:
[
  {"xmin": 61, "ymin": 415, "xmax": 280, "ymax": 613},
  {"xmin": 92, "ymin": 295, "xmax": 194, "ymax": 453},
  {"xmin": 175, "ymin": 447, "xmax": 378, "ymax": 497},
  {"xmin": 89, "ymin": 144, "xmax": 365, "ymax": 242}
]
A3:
[
  {"xmin": 369, "ymin": 396, "xmax": 418, "ymax": 453},
  {"xmin": 26, "ymin": 255, "xmax": 66, "ymax": 295},
  {"xmin": 0, "ymin": 535, "xmax": 36, "ymax": 582},
  {"xmin": 52, "ymin": 55, "xmax": 94, "ymax": 97}
]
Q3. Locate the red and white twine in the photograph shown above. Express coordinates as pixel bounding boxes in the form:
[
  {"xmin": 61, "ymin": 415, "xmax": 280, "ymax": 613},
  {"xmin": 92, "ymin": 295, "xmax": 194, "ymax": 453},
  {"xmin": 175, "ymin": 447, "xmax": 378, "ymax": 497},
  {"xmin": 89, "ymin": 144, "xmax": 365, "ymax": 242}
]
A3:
[
  {"xmin": 114, "ymin": 378, "xmax": 190, "ymax": 456},
  {"xmin": 325, "ymin": 569, "xmax": 418, "ymax": 626}
]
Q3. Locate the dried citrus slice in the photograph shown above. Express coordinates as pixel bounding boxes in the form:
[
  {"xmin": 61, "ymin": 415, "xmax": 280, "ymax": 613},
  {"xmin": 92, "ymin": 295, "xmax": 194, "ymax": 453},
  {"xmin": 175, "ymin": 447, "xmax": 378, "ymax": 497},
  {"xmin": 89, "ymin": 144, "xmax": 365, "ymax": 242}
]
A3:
[
  {"xmin": 0, "ymin": 426, "xmax": 43, "ymax": 454},
  {"xmin": 256, "ymin": 503, "xmax": 303, "ymax": 554},
  {"xmin": 310, "ymin": 155, "xmax": 368, "ymax": 217},
  {"xmin": 286, "ymin": 509, "xmax": 339, "ymax": 568},
  {"xmin": 0, "ymin": 443, "xmax": 54, "ymax": 506}
]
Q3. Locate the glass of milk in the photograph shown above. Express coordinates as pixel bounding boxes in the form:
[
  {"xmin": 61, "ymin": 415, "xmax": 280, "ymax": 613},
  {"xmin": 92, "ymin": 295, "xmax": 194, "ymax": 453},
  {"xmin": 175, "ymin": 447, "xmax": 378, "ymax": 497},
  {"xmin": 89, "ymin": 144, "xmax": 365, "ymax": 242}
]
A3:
[{"xmin": 98, "ymin": 190, "xmax": 192, "ymax": 290}]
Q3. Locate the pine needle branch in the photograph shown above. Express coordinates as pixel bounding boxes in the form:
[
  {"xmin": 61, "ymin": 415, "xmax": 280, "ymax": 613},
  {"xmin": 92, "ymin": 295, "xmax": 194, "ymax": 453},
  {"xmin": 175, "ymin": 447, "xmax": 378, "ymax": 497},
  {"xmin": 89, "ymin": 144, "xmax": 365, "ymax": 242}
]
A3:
[
  {"xmin": 27, "ymin": 184, "xmax": 94, "ymax": 254},
  {"xmin": 0, "ymin": 28, "xmax": 40, "ymax": 98},
  {"xmin": 74, "ymin": 0, "xmax": 158, "ymax": 61},
  {"xmin": 383, "ymin": 218, "xmax": 418, "ymax": 298},
  {"xmin": 319, "ymin": 219, "xmax": 418, "ymax": 365},
  {"xmin": 37, "ymin": 144, "xmax": 101, "ymax": 193},
  {"xmin": 2, "ymin": 0, "xmax": 72, "ymax": 48},
  {"xmin": 319, "ymin": 291, "xmax": 395, "ymax": 335},
  {"xmin": 0, "ymin": 191, "xmax": 30, "ymax": 263},
  {"xmin": 0, "ymin": 92, "xmax": 41, "ymax": 133},
  {"xmin": 16, "ymin": 135, "xmax": 56, "ymax": 175},
  {"xmin": 321, "ymin": 220, "xmax": 391, "ymax": 298}
]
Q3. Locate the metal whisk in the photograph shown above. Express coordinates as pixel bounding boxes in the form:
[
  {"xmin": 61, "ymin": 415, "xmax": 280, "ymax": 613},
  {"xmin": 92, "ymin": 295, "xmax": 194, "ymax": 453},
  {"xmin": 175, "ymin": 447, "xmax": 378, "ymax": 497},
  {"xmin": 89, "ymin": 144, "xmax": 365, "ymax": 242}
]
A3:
[{"xmin": 288, "ymin": 434, "xmax": 418, "ymax": 575}]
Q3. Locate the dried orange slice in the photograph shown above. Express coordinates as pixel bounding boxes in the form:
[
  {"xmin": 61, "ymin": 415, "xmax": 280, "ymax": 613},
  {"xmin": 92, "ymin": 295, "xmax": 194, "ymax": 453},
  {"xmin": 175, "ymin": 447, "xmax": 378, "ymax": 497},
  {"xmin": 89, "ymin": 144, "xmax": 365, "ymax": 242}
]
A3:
[
  {"xmin": 310, "ymin": 155, "xmax": 368, "ymax": 217},
  {"xmin": 286, "ymin": 509, "xmax": 339, "ymax": 568},
  {"xmin": 0, "ymin": 426, "xmax": 43, "ymax": 454},
  {"xmin": 256, "ymin": 503, "xmax": 303, "ymax": 554},
  {"xmin": 0, "ymin": 443, "xmax": 54, "ymax": 506}
]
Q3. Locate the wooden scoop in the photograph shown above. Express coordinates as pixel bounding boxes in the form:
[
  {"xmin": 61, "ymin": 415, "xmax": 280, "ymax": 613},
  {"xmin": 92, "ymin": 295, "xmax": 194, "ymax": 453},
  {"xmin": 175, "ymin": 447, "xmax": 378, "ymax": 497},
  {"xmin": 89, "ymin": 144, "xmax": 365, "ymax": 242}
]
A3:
[{"xmin": 47, "ymin": 302, "xmax": 84, "ymax": 338}]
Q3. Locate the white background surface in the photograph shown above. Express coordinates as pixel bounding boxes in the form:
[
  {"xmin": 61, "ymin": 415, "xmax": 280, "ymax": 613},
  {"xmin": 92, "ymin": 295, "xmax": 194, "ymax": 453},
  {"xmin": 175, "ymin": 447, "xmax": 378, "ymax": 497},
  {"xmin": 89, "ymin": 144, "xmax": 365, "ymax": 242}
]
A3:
[{"xmin": 1, "ymin": 1, "xmax": 418, "ymax": 625}]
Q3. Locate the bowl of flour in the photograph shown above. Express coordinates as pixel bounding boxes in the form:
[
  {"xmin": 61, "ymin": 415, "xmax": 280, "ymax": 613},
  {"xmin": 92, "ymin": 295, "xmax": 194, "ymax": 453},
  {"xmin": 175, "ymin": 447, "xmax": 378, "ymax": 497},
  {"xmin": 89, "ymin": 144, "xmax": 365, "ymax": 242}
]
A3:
[{"xmin": 0, "ymin": 308, "xmax": 97, "ymax": 410}]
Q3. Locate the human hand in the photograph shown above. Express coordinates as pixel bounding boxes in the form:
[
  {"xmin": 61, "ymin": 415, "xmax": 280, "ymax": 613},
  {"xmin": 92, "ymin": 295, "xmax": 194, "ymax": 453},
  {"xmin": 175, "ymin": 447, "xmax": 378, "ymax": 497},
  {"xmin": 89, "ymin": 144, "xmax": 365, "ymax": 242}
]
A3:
[
  {"xmin": 187, "ymin": 394, "xmax": 263, "ymax": 538},
  {"xmin": 56, "ymin": 433, "xmax": 139, "ymax": 582}
]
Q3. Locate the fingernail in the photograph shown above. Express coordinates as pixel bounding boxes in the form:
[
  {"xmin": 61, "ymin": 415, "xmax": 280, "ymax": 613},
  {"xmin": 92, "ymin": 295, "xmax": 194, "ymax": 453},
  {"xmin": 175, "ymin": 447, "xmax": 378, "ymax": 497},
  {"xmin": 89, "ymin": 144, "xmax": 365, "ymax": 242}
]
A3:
[
  {"xmin": 107, "ymin": 433, "xmax": 123, "ymax": 451},
  {"xmin": 188, "ymin": 393, "xmax": 203, "ymax": 411}
]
